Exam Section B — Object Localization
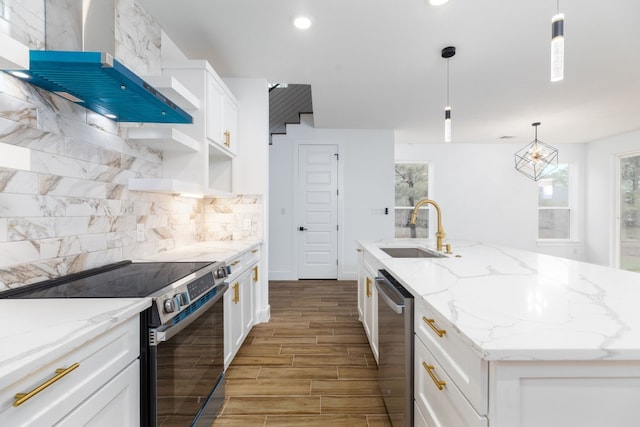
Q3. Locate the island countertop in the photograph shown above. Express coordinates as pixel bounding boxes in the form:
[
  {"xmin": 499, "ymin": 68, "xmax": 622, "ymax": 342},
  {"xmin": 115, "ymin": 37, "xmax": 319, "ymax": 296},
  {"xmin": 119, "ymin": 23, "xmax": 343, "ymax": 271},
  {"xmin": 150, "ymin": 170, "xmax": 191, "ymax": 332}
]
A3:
[{"xmin": 358, "ymin": 239, "xmax": 640, "ymax": 361}]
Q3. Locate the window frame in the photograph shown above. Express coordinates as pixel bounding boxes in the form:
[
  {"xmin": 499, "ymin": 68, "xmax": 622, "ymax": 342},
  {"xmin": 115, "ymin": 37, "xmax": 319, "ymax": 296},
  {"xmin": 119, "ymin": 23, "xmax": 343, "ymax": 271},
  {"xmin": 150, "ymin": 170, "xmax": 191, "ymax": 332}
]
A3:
[
  {"xmin": 393, "ymin": 161, "xmax": 432, "ymax": 239},
  {"xmin": 536, "ymin": 163, "xmax": 578, "ymax": 243}
]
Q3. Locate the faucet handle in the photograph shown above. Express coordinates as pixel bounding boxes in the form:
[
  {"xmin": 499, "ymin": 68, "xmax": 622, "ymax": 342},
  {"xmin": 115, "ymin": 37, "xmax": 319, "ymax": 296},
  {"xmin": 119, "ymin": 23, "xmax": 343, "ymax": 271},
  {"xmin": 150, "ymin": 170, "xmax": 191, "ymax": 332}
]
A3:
[{"xmin": 445, "ymin": 244, "xmax": 452, "ymax": 254}]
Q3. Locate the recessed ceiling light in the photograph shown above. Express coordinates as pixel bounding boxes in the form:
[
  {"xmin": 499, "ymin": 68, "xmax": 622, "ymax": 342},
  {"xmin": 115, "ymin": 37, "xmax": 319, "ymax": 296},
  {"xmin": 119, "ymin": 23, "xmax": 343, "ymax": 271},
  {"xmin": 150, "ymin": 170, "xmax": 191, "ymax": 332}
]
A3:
[
  {"xmin": 429, "ymin": 0, "xmax": 450, "ymax": 5},
  {"xmin": 104, "ymin": 113, "xmax": 117, "ymax": 119},
  {"xmin": 293, "ymin": 16, "xmax": 312, "ymax": 30}
]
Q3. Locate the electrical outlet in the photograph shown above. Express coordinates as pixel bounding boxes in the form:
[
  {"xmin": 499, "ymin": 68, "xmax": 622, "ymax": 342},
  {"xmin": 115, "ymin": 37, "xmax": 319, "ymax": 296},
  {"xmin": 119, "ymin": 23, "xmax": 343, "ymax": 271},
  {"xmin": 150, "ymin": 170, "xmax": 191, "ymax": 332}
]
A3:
[{"xmin": 136, "ymin": 223, "xmax": 145, "ymax": 242}]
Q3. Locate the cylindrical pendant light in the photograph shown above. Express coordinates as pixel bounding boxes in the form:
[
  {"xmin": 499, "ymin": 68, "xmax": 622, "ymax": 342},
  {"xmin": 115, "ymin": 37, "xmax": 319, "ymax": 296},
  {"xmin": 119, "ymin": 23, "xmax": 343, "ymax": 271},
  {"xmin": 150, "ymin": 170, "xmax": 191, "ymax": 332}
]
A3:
[
  {"xmin": 441, "ymin": 46, "xmax": 456, "ymax": 142},
  {"xmin": 550, "ymin": 1, "xmax": 564, "ymax": 82}
]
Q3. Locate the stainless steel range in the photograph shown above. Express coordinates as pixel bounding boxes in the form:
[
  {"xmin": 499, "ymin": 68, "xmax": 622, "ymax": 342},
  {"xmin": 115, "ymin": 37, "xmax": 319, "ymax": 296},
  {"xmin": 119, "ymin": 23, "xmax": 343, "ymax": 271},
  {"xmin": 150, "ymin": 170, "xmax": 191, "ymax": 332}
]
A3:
[{"xmin": 0, "ymin": 260, "xmax": 230, "ymax": 427}]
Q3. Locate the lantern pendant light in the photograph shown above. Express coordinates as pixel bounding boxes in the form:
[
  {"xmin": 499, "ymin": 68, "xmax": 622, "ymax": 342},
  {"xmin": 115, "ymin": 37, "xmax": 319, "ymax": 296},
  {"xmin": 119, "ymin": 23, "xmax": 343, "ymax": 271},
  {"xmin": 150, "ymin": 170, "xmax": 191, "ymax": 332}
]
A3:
[
  {"xmin": 514, "ymin": 122, "xmax": 559, "ymax": 181},
  {"xmin": 441, "ymin": 46, "xmax": 456, "ymax": 142},
  {"xmin": 551, "ymin": 1, "xmax": 565, "ymax": 82}
]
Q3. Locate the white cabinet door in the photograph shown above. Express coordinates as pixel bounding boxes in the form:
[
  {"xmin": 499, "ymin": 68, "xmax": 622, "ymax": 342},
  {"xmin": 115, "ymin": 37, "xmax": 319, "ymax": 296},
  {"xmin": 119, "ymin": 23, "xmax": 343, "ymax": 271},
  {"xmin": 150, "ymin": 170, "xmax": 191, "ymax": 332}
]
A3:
[
  {"xmin": 55, "ymin": 360, "xmax": 140, "ymax": 427},
  {"xmin": 206, "ymin": 74, "xmax": 224, "ymax": 145},
  {"xmin": 222, "ymin": 95, "xmax": 238, "ymax": 155},
  {"xmin": 224, "ymin": 268, "xmax": 251, "ymax": 368}
]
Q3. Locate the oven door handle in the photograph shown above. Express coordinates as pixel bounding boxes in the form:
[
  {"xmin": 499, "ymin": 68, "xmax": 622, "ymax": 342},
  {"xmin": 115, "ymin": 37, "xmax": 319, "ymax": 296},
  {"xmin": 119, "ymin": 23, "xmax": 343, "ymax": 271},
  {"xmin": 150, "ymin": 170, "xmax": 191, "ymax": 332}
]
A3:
[{"xmin": 151, "ymin": 283, "xmax": 228, "ymax": 346}]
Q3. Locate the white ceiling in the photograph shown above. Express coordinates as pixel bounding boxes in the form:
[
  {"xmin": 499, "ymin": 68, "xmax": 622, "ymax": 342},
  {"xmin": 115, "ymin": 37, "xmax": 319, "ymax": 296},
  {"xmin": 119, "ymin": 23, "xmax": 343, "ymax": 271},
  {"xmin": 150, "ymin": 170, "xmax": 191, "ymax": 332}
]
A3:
[{"xmin": 139, "ymin": 0, "xmax": 640, "ymax": 145}]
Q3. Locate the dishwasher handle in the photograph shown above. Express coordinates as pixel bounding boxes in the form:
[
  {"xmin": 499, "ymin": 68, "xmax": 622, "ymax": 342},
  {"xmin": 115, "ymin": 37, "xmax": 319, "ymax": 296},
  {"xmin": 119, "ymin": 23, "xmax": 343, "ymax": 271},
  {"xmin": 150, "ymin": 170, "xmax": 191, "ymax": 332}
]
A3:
[{"xmin": 375, "ymin": 276, "xmax": 405, "ymax": 314}]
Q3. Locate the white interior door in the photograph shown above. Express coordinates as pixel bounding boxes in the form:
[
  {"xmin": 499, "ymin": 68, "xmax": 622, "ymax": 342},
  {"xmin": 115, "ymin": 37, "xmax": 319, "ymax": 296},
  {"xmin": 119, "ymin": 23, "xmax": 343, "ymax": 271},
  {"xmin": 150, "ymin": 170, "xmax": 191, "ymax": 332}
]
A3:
[{"xmin": 297, "ymin": 144, "xmax": 338, "ymax": 279}]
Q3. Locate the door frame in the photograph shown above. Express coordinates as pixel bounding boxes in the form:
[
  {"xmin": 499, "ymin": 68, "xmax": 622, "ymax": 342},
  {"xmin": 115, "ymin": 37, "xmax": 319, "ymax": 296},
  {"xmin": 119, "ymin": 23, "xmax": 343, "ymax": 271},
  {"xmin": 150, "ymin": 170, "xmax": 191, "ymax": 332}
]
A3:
[{"xmin": 293, "ymin": 141, "xmax": 342, "ymax": 279}]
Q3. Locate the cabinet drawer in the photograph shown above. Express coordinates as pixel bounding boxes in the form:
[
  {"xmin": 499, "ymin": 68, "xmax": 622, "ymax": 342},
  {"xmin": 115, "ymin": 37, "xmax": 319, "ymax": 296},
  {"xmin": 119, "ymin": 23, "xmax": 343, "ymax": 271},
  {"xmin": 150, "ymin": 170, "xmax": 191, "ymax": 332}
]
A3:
[
  {"xmin": 226, "ymin": 254, "xmax": 244, "ymax": 280},
  {"xmin": 0, "ymin": 316, "xmax": 139, "ymax": 426},
  {"xmin": 244, "ymin": 245, "xmax": 261, "ymax": 267},
  {"xmin": 414, "ymin": 298, "xmax": 488, "ymax": 414},
  {"xmin": 415, "ymin": 338, "xmax": 487, "ymax": 427}
]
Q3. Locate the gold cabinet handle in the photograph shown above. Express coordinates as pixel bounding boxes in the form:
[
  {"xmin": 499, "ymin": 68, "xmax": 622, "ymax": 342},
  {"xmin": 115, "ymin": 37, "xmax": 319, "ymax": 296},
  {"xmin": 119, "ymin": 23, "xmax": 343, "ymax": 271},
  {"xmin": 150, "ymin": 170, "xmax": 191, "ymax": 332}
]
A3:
[
  {"xmin": 422, "ymin": 316, "xmax": 447, "ymax": 337},
  {"xmin": 422, "ymin": 362, "xmax": 446, "ymax": 391},
  {"xmin": 366, "ymin": 277, "xmax": 372, "ymax": 297},
  {"xmin": 14, "ymin": 363, "xmax": 80, "ymax": 407},
  {"xmin": 356, "ymin": 248, "xmax": 362, "ymax": 252},
  {"xmin": 224, "ymin": 130, "xmax": 230, "ymax": 147},
  {"xmin": 251, "ymin": 249, "xmax": 258, "ymax": 253},
  {"xmin": 233, "ymin": 282, "xmax": 240, "ymax": 304},
  {"xmin": 252, "ymin": 266, "xmax": 259, "ymax": 282},
  {"xmin": 231, "ymin": 260, "xmax": 240, "ymax": 266}
]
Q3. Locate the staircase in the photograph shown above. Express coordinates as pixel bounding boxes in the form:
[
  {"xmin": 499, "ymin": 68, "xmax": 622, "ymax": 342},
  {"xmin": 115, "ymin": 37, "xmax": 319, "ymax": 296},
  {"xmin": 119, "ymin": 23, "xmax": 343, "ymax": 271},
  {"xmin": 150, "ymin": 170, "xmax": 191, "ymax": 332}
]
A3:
[{"xmin": 269, "ymin": 84, "xmax": 312, "ymax": 144}]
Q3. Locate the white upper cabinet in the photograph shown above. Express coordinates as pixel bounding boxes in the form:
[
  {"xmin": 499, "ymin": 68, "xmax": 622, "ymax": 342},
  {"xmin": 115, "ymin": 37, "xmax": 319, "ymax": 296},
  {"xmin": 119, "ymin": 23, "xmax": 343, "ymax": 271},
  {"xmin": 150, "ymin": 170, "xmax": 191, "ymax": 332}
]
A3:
[{"xmin": 129, "ymin": 59, "xmax": 239, "ymax": 195}]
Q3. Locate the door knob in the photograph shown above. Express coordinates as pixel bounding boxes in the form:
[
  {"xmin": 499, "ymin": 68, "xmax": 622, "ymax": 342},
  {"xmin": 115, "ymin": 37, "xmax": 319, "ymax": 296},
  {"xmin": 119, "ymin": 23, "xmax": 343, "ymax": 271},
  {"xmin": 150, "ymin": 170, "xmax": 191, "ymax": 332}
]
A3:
[{"xmin": 299, "ymin": 226, "xmax": 308, "ymax": 231}]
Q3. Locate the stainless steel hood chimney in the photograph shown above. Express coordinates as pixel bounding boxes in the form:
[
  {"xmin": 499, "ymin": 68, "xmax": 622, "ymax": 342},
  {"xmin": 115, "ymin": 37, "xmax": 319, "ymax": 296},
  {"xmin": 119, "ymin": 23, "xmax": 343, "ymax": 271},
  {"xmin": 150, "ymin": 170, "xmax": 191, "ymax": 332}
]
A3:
[{"xmin": 6, "ymin": 50, "xmax": 192, "ymax": 124}]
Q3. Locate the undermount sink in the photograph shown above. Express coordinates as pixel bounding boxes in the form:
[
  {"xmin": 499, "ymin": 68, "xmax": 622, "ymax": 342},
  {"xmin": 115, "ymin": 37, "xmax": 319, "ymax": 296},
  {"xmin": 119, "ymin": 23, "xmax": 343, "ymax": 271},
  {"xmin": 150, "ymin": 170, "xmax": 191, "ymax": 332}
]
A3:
[{"xmin": 379, "ymin": 247, "xmax": 447, "ymax": 258}]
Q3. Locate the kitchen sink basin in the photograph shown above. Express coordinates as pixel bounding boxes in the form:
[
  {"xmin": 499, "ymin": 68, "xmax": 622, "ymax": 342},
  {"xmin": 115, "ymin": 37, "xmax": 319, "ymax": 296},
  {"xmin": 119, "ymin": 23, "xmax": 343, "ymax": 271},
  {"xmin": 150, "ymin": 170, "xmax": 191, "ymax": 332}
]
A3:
[{"xmin": 379, "ymin": 247, "xmax": 447, "ymax": 258}]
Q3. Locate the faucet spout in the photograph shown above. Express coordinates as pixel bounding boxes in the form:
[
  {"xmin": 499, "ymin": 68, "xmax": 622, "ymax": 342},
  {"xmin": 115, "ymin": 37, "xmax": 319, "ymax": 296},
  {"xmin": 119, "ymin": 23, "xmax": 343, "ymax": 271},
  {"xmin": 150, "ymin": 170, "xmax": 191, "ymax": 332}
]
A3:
[{"xmin": 409, "ymin": 199, "xmax": 446, "ymax": 251}]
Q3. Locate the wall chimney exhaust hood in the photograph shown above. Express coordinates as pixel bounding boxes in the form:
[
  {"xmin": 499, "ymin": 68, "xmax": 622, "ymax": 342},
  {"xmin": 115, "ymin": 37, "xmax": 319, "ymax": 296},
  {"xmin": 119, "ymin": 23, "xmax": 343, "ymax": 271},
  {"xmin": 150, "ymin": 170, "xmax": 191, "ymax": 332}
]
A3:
[{"xmin": 6, "ymin": 50, "xmax": 192, "ymax": 124}]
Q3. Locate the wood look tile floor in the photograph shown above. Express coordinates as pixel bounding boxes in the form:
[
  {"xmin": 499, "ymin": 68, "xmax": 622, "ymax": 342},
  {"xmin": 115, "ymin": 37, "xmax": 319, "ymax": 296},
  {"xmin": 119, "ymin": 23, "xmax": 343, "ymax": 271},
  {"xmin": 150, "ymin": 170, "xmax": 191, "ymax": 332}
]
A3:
[{"xmin": 213, "ymin": 280, "xmax": 392, "ymax": 427}]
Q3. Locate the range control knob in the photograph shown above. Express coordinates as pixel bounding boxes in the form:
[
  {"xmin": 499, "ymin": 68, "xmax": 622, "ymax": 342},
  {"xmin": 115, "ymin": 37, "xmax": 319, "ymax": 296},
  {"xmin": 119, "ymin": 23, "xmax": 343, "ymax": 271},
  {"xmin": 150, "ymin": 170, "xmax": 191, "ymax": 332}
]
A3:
[
  {"xmin": 164, "ymin": 298, "xmax": 177, "ymax": 313},
  {"xmin": 214, "ymin": 267, "xmax": 228, "ymax": 279},
  {"xmin": 180, "ymin": 291, "xmax": 191, "ymax": 305},
  {"xmin": 172, "ymin": 295, "xmax": 183, "ymax": 311}
]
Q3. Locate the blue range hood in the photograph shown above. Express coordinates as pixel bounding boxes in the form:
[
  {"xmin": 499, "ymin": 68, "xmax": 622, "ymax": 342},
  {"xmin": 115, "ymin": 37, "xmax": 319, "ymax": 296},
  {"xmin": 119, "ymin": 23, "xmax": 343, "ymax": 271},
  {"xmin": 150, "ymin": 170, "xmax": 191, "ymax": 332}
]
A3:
[{"xmin": 6, "ymin": 50, "xmax": 192, "ymax": 124}]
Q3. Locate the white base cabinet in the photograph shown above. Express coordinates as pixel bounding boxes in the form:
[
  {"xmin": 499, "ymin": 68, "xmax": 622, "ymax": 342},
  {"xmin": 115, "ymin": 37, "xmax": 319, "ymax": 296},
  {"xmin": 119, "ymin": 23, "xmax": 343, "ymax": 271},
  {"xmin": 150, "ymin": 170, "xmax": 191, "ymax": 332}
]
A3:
[
  {"xmin": 358, "ymin": 255, "xmax": 378, "ymax": 363},
  {"xmin": 0, "ymin": 316, "xmax": 140, "ymax": 426},
  {"xmin": 414, "ymin": 294, "xmax": 640, "ymax": 427},
  {"xmin": 224, "ymin": 245, "xmax": 262, "ymax": 368}
]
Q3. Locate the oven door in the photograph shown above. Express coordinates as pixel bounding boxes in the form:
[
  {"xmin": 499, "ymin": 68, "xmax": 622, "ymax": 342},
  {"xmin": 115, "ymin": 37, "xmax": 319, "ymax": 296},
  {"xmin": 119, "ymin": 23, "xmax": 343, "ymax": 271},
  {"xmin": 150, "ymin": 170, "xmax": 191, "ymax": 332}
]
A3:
[{"xmin": 148, "ymin": 283, "xmax": 228, "ymax": 427}]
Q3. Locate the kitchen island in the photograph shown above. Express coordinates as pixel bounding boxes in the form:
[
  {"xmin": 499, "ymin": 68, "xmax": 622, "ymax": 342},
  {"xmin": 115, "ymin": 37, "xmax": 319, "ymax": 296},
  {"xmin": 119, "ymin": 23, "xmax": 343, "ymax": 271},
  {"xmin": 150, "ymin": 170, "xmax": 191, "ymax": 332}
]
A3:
[{"xmin": 358, "ymin": 239, "xmax": 640, "ymax": 427}]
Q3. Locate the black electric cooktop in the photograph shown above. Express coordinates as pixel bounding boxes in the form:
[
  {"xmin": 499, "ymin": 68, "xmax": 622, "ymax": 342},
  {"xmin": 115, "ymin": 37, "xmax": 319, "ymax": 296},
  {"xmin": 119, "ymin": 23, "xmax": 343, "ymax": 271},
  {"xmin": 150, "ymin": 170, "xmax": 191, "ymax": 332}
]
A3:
[{"xmin": 0, "ymin": 261, "xmax": 213, "ymax": 299}]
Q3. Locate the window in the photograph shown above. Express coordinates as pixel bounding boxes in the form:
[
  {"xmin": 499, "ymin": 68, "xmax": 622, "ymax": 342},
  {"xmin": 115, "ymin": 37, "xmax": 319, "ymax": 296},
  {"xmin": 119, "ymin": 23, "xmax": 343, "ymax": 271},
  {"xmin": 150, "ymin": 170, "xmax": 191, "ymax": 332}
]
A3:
[
  {"xmin": 619, "ymin": 153, "xmax": 640, "ymax": 272},
  {"xmin": 395, "ymin": 163, "xmax": 429, "ymax": 238},
  {"xmin": 537, "ymin": 164, "xmax": 573, "ymax": 239}
]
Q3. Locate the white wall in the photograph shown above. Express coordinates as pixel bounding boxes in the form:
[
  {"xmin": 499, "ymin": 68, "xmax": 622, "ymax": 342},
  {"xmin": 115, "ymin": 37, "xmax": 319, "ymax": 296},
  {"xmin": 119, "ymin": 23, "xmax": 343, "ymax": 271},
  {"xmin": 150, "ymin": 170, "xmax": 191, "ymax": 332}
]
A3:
[
  {"xmin": 224, "ymin": 77, "xmax": 270, "ymax": 321},
  {"xmin": 269, "ymin": 116, "xmax": 395, "ymax": 280},
  {"xmin": 396, "ymin": 142, "xmax": 587, "ymax": 259},
  {"xmin": 585, "ymin": 129, "xmax": 640, "ymax": 267}
]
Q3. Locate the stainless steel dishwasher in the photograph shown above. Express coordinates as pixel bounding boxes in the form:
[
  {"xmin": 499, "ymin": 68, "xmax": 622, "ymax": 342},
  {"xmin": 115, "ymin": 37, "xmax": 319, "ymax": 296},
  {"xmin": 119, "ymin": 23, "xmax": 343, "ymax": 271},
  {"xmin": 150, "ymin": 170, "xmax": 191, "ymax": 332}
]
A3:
[{"xmin": 375, "ymin": 269, "xmax": 414, "ymax": 427}]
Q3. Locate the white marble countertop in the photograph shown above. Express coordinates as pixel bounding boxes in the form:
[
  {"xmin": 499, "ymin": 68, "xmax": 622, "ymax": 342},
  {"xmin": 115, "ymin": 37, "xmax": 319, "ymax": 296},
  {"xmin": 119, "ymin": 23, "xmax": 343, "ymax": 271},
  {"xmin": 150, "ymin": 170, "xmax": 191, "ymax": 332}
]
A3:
[
  {"xmin": 138, "ymin": 240, "xmax": 262, "ymax": 263},
  {"xmin": 358, "ymin": 239, "xmax": 640, "ymax": 361},
  {"xmin": 0, "ymin": 239, "xmax": 260, "ymax": 390},
  {"xmin": 0, "ymin": 298, "xmax": 150, "ymax": 390}
]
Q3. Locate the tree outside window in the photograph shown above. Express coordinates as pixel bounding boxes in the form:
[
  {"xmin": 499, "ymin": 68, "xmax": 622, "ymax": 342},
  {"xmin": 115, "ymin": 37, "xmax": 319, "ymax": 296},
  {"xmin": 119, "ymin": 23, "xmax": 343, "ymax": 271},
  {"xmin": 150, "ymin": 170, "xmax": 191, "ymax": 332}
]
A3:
[
  {"xmin": 395, "ymin": 163, "xmax": 429, "ymax": 238},
  {"xmin": 620, "ymin": 154, "xmax": 640, "ymax": 272}
]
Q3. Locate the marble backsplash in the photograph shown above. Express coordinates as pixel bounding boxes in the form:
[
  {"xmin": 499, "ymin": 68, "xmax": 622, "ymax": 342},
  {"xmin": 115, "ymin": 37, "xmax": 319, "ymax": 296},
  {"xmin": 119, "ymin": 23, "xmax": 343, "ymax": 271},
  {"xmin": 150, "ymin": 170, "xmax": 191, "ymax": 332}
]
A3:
[
  {"xmin": 0, "ymin": 72, "xmax": 263, "ymax": 291},
  {"xmin": 0, "ymin": 0, "xmax": 263, "ymax": 291}
]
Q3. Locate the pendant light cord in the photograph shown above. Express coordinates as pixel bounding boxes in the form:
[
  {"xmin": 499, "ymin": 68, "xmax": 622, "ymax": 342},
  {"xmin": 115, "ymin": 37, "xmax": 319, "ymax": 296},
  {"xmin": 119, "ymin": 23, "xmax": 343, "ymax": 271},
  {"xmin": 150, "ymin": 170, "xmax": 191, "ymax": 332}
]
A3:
[{"xmin": 446, "ymin": 59, "xmax": 450, "ymax": 105}]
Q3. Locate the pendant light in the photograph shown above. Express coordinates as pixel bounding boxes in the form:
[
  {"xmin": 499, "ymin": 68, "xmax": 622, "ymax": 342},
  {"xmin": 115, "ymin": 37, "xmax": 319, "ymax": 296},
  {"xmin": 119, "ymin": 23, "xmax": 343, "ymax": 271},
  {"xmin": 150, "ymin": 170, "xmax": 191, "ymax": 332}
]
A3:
[
  {"xmin": 514, "ymin": 122, "xmax": 559, "ymax": 181},
  {"xmin": 441, "ymin": 46, "xmax": 456, "ymax": 142},
  {"xmin": 550, "ymin": 1, "xmax": 564, "ymax": 82}
]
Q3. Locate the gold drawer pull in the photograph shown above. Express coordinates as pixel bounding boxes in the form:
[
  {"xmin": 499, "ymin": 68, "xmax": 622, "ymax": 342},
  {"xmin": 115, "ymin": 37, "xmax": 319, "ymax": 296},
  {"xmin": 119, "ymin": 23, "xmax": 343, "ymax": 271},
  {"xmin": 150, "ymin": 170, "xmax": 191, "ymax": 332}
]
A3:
[
  {"xmin": 252, "ymin": 266, "xmax": 259, "ymax": 282},
  {"xmin": 251, "ymin": 249, "xmax": 258, "ymax": 253},
  {"xmin": 423, "ymin": 316, "xmax": 447, "ymax": 337},
  {"xmin": 231, "ymin": 260, "xmax": 240, "ymax": 266},
  {"xmin": 356, "ymin": 248, "xmax": 362, "ymax": 252},
  {"xmin": 233, "ymin": 282, "xmax": 240, "ymax": 304},
  {"xmin": 14, "ymin": 363, "xmax": 80, "ymax": 407},
  {"xmin": 422, "ymin": 362, "xmax": 446, "ymax": 390},
  {"xmin": 224, "ymin": 130, "xmax": 231, "ymax": 147},
  {"xmin": 366, "ymin": 277, "xmax": 372, "ymax": 297}
]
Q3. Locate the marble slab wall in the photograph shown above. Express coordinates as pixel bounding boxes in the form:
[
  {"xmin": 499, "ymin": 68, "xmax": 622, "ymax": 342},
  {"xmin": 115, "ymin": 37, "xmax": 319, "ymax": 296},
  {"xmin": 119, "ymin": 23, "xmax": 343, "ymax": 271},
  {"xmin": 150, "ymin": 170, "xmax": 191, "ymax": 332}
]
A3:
[
  {"xmin": 0, "ymin": 0, "xmax": 264, "ymax": 291},
  {"xmin": 204, "ymin": 195, "xmax": 264, "ymax": 241}
]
